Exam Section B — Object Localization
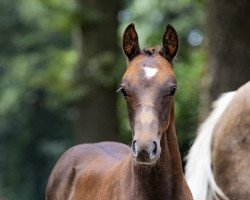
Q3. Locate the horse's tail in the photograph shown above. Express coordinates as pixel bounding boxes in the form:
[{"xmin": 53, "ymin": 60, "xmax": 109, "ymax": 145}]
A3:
[{"xmin": 185, "ymin": 92, "xmax": 236, "ymax": 200}]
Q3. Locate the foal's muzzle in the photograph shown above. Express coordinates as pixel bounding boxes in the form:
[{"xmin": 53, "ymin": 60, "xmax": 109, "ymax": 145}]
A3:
[{"xmin": 131, "ymin": 140, "xmax": 160, "ymax": 165}]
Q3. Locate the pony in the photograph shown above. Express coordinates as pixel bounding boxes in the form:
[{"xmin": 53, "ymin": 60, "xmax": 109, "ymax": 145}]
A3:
[
  {"xmin": 185, "ymin": 81, "xmax": 250, "ymax": 200},
  {"xmin": 46, "ymin": 23, "xmax": 193, "ymax": 200}
]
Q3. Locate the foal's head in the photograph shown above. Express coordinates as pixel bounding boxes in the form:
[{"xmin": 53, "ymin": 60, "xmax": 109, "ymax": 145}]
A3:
[{"xmin": 119, "ymin": 24, "xmax": 178, "ymax": 165}]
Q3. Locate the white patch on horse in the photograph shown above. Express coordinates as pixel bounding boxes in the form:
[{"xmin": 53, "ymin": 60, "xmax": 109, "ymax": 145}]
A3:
[{"xmin": 143, "ymin": 67, "xmax": 158, "ymax": 78}]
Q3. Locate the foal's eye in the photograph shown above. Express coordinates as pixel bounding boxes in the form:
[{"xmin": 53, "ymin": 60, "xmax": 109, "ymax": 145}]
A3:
[
  {"xmin": 117, "ymin": 87, "xmax": 128, "ymax": 98},
  {"xmin": 121, "ymin": 88, "xmax": 128, "ymax": 97},
  {"xmin": 169, "ymin": 87, "xmax": 177, "ymax": 96}
]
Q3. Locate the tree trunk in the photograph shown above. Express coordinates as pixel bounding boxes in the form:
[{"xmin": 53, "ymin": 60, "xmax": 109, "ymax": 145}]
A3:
[
  {"xmin": 73, "ymin": 0, "xmax": 122, "ymax": 143},
  {"xmin": 206, "ymin": 0, "xmax": 250, "ymax": 103}
]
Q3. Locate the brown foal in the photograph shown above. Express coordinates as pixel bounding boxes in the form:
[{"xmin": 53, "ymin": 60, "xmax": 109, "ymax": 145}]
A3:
[{"xmin": 45, "ymin": 24, "xmax": 193, "ymax": 200}]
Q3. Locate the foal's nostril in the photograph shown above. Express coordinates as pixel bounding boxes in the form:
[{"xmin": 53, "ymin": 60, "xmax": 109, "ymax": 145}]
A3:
[
  {"xmin": 152, "ymin": 141, "xmax": 157, "ymax": 155},
  {"xmin": 138, "ymin": 149, "xmax": 150, "ymax": 160},
  {"xmin": 132, "ymin": 140, "xmax": 137, "ymax": 154}
]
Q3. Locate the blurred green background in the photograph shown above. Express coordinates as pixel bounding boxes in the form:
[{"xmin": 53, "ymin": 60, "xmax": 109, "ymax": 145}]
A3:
[{"xmin": 0, "ymin": 0, "xmax": 249, "ymax": 199}]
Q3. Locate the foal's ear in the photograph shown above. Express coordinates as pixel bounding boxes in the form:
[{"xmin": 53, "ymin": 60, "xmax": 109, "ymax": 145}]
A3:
[
  {"xmin": 123, "ymin": 23, "xmax": 141, "ymax": 60},
  {"xmin": 161, "ymin": 24, "xmax": 178, "ymax": 62}
]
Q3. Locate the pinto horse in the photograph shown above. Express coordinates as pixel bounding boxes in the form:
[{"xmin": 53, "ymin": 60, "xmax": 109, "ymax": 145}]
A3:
[
  {"xmin": 185, "ymin": 81, "xmax": 250, "ymax": 200},
  {"xmin": 46, "ymin": 24, "xmax": 193, "ymax": 200}
]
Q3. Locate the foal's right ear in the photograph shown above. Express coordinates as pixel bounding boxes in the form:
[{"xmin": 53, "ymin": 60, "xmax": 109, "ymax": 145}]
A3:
[{"xmin": 123, "ymin": 23, "xmax": 141, "ymax": 60}]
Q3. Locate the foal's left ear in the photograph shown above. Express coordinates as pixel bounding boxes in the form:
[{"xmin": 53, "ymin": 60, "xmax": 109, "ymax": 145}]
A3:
[
  {"xmin": 123, "ymin": 23, "xmax": 141, "ymax": 60},
  {"xmin": 161, "ymin": 24, "xmax": 178, "ymax": 62}
]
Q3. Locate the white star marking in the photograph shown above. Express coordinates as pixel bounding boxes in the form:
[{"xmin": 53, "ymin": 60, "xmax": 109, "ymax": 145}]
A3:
[{"xmin": 143, "ymin": 67, "xmax": 158, "ymax": 78}]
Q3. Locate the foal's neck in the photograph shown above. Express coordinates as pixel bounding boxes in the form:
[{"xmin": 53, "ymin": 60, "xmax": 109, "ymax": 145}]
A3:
[{"xmin": 132, "ymin": 103, "xmax": 185, "ymax": 199}]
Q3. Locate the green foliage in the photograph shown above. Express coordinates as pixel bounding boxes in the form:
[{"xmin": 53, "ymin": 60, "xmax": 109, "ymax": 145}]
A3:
[
  {"xmin": 175, "ymin": 50, "xmax": 204, "ymax": 155},
  {"xmin": 0, "ymin": 0, "xmax": 77, "ymax": 199}
]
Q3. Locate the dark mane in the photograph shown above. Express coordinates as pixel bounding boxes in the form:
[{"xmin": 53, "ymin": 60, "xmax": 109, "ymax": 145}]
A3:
[
  {"xmin": 142, "ymin": 46, "xmax": 162, "ymax": 56},
  {"xmin": 142, "ymin": 46, "xmax": 174, "ymax": 63}
]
